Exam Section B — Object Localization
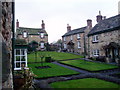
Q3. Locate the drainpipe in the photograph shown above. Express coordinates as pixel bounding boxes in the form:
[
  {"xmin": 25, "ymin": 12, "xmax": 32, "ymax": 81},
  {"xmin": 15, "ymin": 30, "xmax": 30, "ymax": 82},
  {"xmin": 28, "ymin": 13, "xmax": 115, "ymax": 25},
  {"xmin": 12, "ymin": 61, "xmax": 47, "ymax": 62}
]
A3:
[
  {"xmin": 83, "ymin": 34, "xmax": 86, "ymax": 59},
  {"xmin": 12, "ymin": 1, "xmax": 15, "ymax": 89}
]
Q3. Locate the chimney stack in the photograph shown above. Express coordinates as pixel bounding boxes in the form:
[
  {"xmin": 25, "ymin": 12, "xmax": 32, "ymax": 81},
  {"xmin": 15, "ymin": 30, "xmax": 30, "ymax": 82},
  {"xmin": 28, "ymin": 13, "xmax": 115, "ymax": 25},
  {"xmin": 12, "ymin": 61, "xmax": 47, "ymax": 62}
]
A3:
[
  {"xmin": 87, "ymin": 19, "xmax": 92, "ymax": 28},
  {"xmin": 67, "ymin": 24, "xmax": 71, "ymax": 32},
  {"xmin": 16, "ymin": 19, "xmax": 19, "ymax": 29},
  {"xmin": 41, "ymin": 20, "xmax": 45, "ymax": 30},
  {"xmin": 96, "ymin": 11, "xmax": 103, "ymax": 23}
]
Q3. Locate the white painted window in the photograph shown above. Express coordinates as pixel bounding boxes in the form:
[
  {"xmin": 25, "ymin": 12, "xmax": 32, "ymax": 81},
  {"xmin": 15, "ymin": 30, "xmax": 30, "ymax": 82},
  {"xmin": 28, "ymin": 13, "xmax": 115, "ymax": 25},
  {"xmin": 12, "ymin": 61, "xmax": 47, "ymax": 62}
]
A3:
[
  {"xmin": 93, "ymin": 49, "xmax": 99, "ymax": 56},
  {"xmin": 23, "ymin": 31, "xmax": 27, "ymax": 38},
  {"xmin": 41, "ymin": 42, "xmax": 44, "ymax": 48},
  {"xmin": 64, "ymin": 37, "xmax": 66, "ymax": 41},
  {"xmin": 64, "ymin": 43, "xmax": 67, "ymax": 49},
  {"xmin": 77, "ymin": 34, "xmax": 80, "ymax": 39},
  {"xmin": 41, "ymin": 33, "xmax": 44, "ymax": 38},
  {"xmin": 92, "ymin": 35, "xmax": 99, "ymax": 42},
  {"xmin": 77, "ymin": 41, "xmax": 81, "ymax": 48},
  {"xmin": 70, "ymin": 35, "xmax": 73, "ymax": 40},
  {"xmin": 14, "ymin": 49, "xmax": 27, "ymax": 70}
]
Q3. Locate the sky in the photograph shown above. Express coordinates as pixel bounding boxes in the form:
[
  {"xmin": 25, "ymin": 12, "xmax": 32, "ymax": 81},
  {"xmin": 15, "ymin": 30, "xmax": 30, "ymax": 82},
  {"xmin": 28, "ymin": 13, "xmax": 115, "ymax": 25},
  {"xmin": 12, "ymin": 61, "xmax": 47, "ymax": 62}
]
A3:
[{"xmin": 15, "ymin": 0, "xmax": 120, "ymax": 43}]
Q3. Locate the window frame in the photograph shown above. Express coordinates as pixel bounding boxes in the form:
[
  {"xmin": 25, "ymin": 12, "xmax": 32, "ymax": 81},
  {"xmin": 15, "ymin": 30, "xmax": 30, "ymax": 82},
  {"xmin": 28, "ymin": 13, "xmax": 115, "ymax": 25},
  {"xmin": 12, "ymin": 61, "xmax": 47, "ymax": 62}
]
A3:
[
  {"xmin": 77, "ymin": 34, "xmax": 81, "ymax": 39},
  {"xmin": 93, "ymin": 49, "xmax": 99, "ymax": 56},
  {"xmin": 23, "ymin": 31, "xmax": 27, "ymax": 38},
  {"xmin": 92, "ymin": 35, "xmax": 99, "ymax": 42},
  {"xmin": 14, "ymin": 49, "xmax": 27, "ymax": 70},
  {"xmin": 77, "ymin": 41, "xmax": 81, "ymax": 48}
]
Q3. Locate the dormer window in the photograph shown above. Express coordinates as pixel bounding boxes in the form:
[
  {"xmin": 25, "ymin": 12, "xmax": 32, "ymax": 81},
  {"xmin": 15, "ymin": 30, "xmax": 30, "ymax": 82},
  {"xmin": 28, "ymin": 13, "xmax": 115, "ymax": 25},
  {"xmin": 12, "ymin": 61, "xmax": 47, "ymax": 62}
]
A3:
[
  {"xmin": 77, "ymin": 34, "xmax": 80, "ymax": 39},
  {"xmin": 92, "ymin": 35, "xmax": 99, "ymax": 42},
  {"xmin": 23, "ymin": 31, "xmax": 27, "ymax": 38},
  {"xmin": 40, "ymin": 33, "xmax": 44, "ymax": 38}
]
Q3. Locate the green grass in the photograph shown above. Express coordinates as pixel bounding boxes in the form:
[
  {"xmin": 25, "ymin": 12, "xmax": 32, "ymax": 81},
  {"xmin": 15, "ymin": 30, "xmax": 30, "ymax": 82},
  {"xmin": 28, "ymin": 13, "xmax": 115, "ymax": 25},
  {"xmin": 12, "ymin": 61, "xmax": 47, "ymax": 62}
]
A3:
[
  {"xmin": 59, "ymin": 60, "xmax": 118, "ymax": 71},
  {"xmin": 50, "ymin": 78, "xmax": 120, "ymax": 88},
  {"xmin": 28, "ymin": 63, "xmax": 79, "ymax": 78},
  {"xmin": 28, "ymin": 51, "xmax": 83, "ymax": 62}
]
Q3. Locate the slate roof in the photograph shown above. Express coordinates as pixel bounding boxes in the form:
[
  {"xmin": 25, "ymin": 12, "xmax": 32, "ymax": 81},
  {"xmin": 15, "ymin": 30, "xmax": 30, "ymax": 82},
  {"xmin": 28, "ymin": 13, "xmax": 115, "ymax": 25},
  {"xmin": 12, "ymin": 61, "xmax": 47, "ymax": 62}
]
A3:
[
  {"xmin": 88, "ymin": 14, "xmax": 120, "ymax": 36},
  {"xmin": 16, "ymin": 27, "xmax": 47, "ymax": 35},
  {"xmin": 62, "ymin": 26, "xmax": 87, "ymax": 37}
]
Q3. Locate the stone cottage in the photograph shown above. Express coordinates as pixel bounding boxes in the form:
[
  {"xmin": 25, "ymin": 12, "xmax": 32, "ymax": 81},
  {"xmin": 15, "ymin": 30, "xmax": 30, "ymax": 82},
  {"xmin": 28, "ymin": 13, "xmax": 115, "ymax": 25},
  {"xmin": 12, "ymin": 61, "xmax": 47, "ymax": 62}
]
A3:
[
  {"xmin": 62, "ymin": 19, "xmax": 92, "ymax": 55},
  {"xmin": 0, "ymin": 1, "xmax": 14, "ymax": 89},
  {"xmin": 88, "ymin": 13, "xmax": 120, "ymax": 63},
  {"xmin": 16, "ymin": 20, "xmax": 48, "ymax": 51}
]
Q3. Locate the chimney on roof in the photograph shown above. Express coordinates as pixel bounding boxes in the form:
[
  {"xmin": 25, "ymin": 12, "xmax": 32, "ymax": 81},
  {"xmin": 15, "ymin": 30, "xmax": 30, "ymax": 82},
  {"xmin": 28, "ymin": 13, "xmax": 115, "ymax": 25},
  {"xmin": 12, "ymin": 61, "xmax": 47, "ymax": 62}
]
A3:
[
  {"xmin": 96, "ymin": 11, "xmax": 103, "ymax": 23},
  {"xmin": 87, "ymin": 19, "xmax": 92, "ymax": 28},
  {"xmin": 41, "ymin": 20, "xmax": 45, "ymax": 30},
  {"xmin": 16, "ymin": 19, "xmax": 19, "ymax": 29},
  {"xmin": 67, "ymin": 24, "xmax": 71, "ymax": 32}
]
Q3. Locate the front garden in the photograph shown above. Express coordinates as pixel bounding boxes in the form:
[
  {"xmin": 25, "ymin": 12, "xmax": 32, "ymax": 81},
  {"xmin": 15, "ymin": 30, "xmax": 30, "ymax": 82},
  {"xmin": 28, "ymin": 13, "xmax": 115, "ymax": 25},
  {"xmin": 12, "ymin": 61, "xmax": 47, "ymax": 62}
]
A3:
[
  {"xmin": 59, "ymin": 60, "xmax": 118, "ymax": 71},
  {"xmin": 50, "ymin": 78, "xmax": 120, "ymax": 88},
  {"xmin": 28, "ymin": 63, "xmax": 79, "ymax": 78},
  {"xmin": 28, "ymin": 51, "xmax": 83, "ymax": 62},
  {"xmin": 27, "ymin": 51, "xmax": 120, "ymax": 89}
]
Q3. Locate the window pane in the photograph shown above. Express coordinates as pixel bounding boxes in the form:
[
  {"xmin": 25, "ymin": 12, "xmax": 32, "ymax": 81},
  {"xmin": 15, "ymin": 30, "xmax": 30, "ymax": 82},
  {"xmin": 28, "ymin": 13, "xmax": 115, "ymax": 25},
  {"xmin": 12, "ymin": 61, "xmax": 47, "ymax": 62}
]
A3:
[
  {"xmin": 21, "ymin": 56, "xmax": 25, "ymax": 61},
  {"xmin": 41, "ymin": 43, "xmax": 44, "ymax": 48},
  {"xmin": 16, "ymin": 56, "xmax": 20, "ymax": 61},
  {"xmin": 16, "ymin": 62, "xmax": 20, "ymax": 68},
  {"xmin": 23, "ymin": 32, "xmax": 27, "ymax": 37},
  {"xmin": 16, "ymin": 49, "xmax": 20, "ymax": 55},
  {"xmin": 21, "ymin": 62, "xmax": 26, "ymax": 67}
]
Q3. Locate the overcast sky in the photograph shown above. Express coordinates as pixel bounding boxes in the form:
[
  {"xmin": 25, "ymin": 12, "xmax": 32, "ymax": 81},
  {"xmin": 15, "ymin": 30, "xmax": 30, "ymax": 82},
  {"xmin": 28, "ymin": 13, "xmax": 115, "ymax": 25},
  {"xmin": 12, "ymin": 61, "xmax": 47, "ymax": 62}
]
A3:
[{"xmin": 15, "ymin": 0, "xmax": 119, "ymax": 43}]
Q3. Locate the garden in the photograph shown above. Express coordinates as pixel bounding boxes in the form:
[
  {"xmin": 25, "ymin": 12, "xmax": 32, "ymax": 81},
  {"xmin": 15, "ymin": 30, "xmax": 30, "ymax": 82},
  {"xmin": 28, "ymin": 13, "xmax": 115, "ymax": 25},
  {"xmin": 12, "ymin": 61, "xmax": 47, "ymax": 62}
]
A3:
[
  {"xmin": 59, "ymin": 59, "xmax": 118, "ymax": 72},
  {"xmin": 27, "ymin": 51, "xmax": 120, "ymax": 89},
  {"xmin": 27, "ymin": 51, "xmax": 83, "ymax": 62},
  {"xmin": 50, "ymin": 78, "xmax": 120, "ymax": 88}
]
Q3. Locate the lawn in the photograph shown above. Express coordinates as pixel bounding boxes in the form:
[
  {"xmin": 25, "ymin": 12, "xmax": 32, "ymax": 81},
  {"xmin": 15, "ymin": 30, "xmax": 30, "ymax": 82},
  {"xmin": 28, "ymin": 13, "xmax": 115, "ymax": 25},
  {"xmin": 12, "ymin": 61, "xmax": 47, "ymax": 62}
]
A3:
[
  {"xmin": 50, "ymin": 78, "xmax": 120, "ymax": 88},
  {"xmin": 28, "ymin": 63, "xmax": 79, "ymax": 78},
  {"xmin": 59, "ymin": 60, "xmax": 118, "ymax": 71},
  {"xmin": 28, "ymin": 51, "xmax": 83, "ymax": 62}
]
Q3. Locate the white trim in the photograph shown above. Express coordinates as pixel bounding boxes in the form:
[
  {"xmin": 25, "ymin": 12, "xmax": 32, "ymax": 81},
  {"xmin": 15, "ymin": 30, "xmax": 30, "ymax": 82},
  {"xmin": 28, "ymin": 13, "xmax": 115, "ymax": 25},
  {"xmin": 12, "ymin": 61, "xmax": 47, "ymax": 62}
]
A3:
[
  {"xmin": 14, "ymin": 49, "xmax": 27, "ymax": 70},
  {"xmin": 93, "ymin": 49, "xmax": 99, "ymax": 56},
  {"xmin": 77, "ymin": 41, "xmax": 81, "ymax": 48},
  {"xmin": 92, "ymin": 35, "xmax": 99, "ymax": 42},
  {"xmin": 77, "ymin": 34, "xmax": 80, "ymax": 39}
]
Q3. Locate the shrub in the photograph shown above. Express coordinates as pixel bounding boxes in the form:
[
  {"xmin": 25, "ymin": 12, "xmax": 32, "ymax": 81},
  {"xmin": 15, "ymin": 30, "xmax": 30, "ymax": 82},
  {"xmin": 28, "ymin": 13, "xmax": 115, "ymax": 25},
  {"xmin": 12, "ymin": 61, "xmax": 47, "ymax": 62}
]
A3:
[
  {"xmin": 45, "ymin": 57, "xmax": 52, "ymax": 62},
  {"xmin": 96, "ymin": 56, "xmax": 106, "ymax": 62}
]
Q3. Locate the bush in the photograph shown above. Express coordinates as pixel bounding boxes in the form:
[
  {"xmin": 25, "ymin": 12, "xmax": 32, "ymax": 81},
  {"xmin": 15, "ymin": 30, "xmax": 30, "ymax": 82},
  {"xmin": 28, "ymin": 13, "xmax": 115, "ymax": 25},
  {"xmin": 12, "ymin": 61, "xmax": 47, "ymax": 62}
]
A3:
[
  {"xmin": 45, "ymin": 57, "xmax": 52, "ymax": 62},
  {"xmin": 96, "ymin": 56, "xmax": 106, "ymax": 62}
]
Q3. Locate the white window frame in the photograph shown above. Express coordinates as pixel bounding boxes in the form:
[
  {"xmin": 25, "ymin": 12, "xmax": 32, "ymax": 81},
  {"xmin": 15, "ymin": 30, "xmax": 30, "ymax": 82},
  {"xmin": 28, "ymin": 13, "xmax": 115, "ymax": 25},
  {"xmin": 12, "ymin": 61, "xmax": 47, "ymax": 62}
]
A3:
[
  {"xmin": 41, "ymin": 33, "xmax": 44, "ymax": 38},
  {"xmin": 92, "ymin": 35, "xmax": 99, "ymax": 42},
  {"xmin": 77, "ymin": 34, "xmax": 80, "ymax": 39},
  {"xmin": 41, "ymin": 42, "xmax": 44, "ymax": 48},
  {"xmin": 77, "ymin": 41, "xmax": 81, "ymax": 48},
  {"xmin": 23, "ymin": 31, "xmax": 27, "ymax": 38},
  {"xmin": 64, "ymin": 37, "xmax": 66, "ymax": 41},
  {"xmin": 64, "ymin": 43, "xmax": 67, "ymax": 49},
  {"xmin": 14, "ymin": 49, "xmax": 27, "ymax": 70},
  {"xmin": 70, "ymin": 35, "xmax": 73, "ymax": 40},
  {"xmin": 93, "ymin": 49, "xmax": 99, "ymax": 56}
]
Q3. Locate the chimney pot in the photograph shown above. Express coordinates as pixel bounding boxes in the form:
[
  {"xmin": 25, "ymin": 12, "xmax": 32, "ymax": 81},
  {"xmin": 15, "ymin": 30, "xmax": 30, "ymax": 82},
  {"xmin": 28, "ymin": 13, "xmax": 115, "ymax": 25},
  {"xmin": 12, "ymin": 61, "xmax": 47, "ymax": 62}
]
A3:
[
  {"xmin": 16, "ymin": 19, "xmax": 19, "ymax": 28},
  {"xmin": 41, "ymin": 20, "xmax": 45, "ymax": 30},
  {"xmin": 67, "ymin": 24, "xmax": 71, "ymax": 32},
  {"xmin": 96, "ymin": 11, "xmax": 103, "ymax": 23},
  {"xmin": 87, "ymin": 19, "xmax": 92, "ymax": 28}
]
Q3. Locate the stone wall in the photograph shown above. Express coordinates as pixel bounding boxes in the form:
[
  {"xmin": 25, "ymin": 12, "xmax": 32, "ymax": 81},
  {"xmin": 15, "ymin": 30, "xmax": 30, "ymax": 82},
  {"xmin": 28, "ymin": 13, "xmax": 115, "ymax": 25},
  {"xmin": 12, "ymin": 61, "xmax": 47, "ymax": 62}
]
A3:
[
  {"xmin": 0, "ymin": 1, "xmax": 13, "ymax": 89},
  {"xmin": 88, "ymin": 29, "xmax": 120, "ymax": 58},
  {"xmin": 18, "ymin": 34, "xmax": 48, "ymax": 44}
]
